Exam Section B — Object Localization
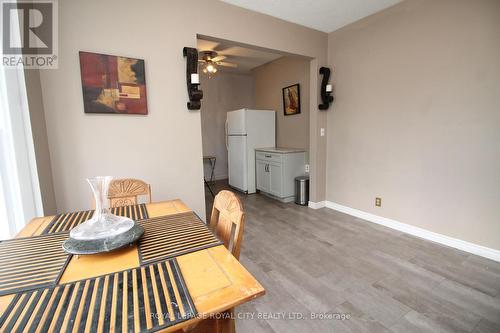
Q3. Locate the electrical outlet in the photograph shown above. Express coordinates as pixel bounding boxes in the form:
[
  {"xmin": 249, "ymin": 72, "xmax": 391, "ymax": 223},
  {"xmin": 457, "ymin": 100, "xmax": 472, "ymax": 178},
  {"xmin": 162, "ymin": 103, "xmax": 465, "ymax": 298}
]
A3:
[
  {"xmin": 375, "ymin": 197, "xmax": 382, "ymax": 207},
  {"xmin": 320, "ymin": 128, "xmax": 325, "ymax": 136},
  {"xmin": 305, "ymin": 164, "xmax": 310, "ymax": 172}
]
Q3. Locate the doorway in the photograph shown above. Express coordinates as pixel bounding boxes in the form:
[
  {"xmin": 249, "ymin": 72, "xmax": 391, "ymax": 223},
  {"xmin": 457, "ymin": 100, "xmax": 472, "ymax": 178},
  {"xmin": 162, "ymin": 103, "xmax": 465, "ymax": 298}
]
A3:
[{"xmin": 196, "ymin": 35, "xmax": 313, "ymax": 216}]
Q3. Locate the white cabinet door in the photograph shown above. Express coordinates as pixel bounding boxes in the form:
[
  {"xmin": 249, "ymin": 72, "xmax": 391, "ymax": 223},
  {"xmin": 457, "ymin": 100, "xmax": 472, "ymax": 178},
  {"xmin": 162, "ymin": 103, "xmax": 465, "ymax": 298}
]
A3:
[
  {"xmin": 256, "ymin": 160, "xmax": 270, "ymax": 193},
  {"xmin": 269, "ymin": 163, "xmax": 283, "ymax": 197}
]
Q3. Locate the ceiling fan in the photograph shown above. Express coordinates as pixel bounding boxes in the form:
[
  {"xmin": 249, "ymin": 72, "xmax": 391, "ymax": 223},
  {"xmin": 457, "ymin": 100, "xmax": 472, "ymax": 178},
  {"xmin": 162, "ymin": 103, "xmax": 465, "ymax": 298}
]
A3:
[{"xmin": 198, "ymin": 50, "xmax": 237, "ymax": 75}]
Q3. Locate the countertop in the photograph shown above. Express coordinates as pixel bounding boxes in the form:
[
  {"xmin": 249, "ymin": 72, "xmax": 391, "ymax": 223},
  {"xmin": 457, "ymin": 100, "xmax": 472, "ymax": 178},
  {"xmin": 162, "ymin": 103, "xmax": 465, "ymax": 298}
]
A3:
[{"xmin": 255, "ymin": 147, "xmax": 306, "ymax": 154}]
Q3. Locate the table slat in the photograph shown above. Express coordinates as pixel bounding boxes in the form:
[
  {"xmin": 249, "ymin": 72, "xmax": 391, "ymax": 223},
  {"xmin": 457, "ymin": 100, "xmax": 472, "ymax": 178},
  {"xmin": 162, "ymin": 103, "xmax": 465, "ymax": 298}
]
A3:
[
  {"xmin": 0, "ymin": 233, "xmax": 71, "ymax": 296},
  {"xmin": 0, "ymin": 259, "xmax": 196, "ymax": 332},
  {"xmin": 138, "ymin": 212, "xmax": 222, "ymax": 265}
]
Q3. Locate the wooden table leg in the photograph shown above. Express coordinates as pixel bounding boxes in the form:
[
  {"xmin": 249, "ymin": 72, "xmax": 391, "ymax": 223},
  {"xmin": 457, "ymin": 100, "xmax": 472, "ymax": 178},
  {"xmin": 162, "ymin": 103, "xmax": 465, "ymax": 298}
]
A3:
[
  {"xmin": 216, "ymin": 309, "xmax": 235, "ymax": 333},
  {"xmin": 182, "ymin": 309, "xmax": 235, "ymax": 333}
]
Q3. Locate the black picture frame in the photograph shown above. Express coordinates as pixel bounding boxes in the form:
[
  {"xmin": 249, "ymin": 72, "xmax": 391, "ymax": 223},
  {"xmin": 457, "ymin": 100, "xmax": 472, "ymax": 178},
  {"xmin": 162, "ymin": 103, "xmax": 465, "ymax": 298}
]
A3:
[{"xmin": 282, "ymin": 83, "xmax": 301, "ymax": 116}]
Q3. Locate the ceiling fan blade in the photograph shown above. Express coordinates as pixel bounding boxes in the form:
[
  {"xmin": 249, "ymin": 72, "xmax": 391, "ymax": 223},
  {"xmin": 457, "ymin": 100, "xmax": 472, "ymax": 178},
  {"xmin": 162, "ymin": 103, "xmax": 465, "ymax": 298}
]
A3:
[
  {"xmin": 197, "ymin": 39, "xmax": 220, "ymax": 52},
  {"xmin": 211, "ymin": 55, "xmax": 226, "ymax": 62},
  {"xmin": 217, "ymin": 61, "xmax": 238, "ymax": 68}
]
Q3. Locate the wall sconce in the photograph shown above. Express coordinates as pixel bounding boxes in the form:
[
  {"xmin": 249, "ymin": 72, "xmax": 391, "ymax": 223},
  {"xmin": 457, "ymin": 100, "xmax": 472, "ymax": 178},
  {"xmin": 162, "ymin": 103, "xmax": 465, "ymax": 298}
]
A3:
[
  {"xmin": 183, "ymin": 47, "xmax": 203, "ymax": 110},
  {"xmin": 319, "ymin": 67, "xmax": 334, "ymax": 110}
]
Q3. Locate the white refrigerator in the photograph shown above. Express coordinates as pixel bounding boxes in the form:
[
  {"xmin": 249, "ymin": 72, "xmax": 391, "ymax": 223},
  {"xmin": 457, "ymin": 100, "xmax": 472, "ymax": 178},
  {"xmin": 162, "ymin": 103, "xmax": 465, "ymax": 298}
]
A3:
[{"xmin": 226, "ymin": 109, "xmax": 275, "ymax": 194}]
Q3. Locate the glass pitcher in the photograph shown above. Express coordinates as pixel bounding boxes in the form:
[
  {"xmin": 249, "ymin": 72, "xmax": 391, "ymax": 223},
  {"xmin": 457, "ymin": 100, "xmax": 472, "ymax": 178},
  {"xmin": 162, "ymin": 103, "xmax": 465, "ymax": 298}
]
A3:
[{"xmin": 69, "ymin": 176, "xmax": 135, "ymax": 240}]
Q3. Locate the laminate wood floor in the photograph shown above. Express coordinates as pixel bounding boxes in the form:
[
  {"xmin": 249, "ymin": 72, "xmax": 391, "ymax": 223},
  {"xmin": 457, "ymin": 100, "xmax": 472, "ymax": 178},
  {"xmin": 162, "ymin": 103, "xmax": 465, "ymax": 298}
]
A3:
[{"xmin": 204, "ymin": 180, "xmax": 500, "ymax": 333}]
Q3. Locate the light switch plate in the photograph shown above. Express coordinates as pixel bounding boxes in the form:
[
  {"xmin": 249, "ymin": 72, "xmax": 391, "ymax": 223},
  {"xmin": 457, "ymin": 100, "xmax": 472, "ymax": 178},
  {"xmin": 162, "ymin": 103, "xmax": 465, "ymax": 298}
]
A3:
[
  {"xmin": 320, "ymin": 128, "xmax": 325, "ymax": 136},
  {"xmin": 305, "ymin": 164, "xmax": 310, "ymax": 172}
]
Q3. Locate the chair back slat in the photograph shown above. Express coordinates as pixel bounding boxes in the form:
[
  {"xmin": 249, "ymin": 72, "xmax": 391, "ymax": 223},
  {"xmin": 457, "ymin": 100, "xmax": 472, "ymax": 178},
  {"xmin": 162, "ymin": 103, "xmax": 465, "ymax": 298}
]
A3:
[
  {"xmin": 108, "ymin": 178, "xmax": 152, "ymax": 208},
  {"xmin": 209, "ymin": 190, "xmax": 245, "ymax": 260}
]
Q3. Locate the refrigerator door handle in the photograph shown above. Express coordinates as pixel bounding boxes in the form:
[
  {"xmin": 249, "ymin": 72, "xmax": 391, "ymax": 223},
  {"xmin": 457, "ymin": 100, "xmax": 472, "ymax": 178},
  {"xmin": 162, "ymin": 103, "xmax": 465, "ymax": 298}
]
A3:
[{"xmin": 225, "ymin": 119, "xmax": 228, "ymax": 150}]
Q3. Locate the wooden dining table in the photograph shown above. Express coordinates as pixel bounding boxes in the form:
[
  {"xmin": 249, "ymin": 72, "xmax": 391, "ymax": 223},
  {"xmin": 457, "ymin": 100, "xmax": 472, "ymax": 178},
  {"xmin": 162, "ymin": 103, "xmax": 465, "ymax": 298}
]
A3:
[{"xmin": 0, "ymin": 199, "xmax": 265, "ymax": 332}]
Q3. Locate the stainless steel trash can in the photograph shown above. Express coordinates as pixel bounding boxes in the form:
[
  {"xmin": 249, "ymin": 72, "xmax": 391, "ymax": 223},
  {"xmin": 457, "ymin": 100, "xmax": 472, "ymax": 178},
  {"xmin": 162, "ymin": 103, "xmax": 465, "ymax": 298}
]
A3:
[{"xmin": 295, "ymin": 176, "xmax": 309, "ymax": 205}]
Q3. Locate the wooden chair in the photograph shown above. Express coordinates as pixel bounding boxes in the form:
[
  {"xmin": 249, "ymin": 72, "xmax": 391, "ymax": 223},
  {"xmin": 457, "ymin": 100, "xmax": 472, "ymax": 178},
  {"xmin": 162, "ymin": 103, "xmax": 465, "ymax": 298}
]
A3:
[
  {"xmin": 185, "ymin": 190, "xmax": 243, "ymax": 333},
  {"xmin": 175, "ymin": 191, "xmax": 246, "ymax": 333},
  {"xmin": 209, "ymin": 190, "xmax": 245, "ymax": 261},
  {"xmin": 107, "ymin": 178, "xmax": 152, "ymax": 208}
]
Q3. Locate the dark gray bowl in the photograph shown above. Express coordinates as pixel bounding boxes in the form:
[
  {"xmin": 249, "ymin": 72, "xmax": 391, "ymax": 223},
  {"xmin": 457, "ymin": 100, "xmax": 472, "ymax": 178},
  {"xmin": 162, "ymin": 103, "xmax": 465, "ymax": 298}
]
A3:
[{"xmin": 63, "ymin": 223, "xmax": 144, "ymax": 255}]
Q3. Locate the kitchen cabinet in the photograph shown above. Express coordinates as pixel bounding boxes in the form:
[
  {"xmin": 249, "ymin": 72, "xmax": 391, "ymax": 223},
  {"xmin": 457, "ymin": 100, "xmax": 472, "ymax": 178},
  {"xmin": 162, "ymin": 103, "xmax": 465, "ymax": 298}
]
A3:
[
  {"xmin": 255, "ymin": 148, "xmax": 306, "ymax": 202},
  {"xmin": 256, "ymin": 160, "xmax": 270, "ymax": 193}
]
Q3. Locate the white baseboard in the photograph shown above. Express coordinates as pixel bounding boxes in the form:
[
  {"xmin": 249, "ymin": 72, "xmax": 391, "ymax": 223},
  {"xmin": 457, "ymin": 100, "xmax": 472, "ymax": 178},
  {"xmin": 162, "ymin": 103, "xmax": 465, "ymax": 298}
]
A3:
[
  {"xmin": 323, "ymin": 201, "xmax": 500, "ymax": 262},
  {"xmin": 308, "ymin": 201, "xmax": 326, "ymax": 209}
]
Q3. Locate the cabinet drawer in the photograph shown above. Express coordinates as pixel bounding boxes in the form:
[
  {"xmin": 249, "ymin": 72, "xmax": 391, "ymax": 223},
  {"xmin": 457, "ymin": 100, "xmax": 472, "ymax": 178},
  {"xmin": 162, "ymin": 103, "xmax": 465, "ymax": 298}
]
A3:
[{"xmin": 256, "ymin": 151, "xmax": 282, "ymax": 164}]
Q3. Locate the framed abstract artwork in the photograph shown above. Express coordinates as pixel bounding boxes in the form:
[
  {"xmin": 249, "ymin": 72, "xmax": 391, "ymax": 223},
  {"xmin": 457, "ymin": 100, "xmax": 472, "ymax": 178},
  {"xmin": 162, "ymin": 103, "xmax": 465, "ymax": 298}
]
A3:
[
  {"xmin": 282, "ymin": 83, "xmax": 300, "ymax": 116},
  {"xmin": 79, "ymin": 51, "xmax": 148, "ymax": 115}
]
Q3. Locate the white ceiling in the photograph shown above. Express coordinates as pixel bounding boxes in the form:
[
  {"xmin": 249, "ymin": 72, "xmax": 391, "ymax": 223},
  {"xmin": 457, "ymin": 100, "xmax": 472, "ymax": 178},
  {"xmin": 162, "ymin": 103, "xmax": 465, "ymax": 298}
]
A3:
[
  {"xmin": 197, "ymin": 38, "xmax": 283, "ymax": 74},
  {"xmin": 220, "ymin": 0, "xmax": 403, "ymax": 33}
]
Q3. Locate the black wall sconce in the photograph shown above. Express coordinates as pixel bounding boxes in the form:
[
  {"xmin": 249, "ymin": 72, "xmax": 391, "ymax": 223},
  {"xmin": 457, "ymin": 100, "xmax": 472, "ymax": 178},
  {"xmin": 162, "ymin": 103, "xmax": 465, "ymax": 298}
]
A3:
[
  {"xmin": 319, "ymin": 66, "xmax": 334, "ymax": 110},
  {"xmin": 183, "ymin": 47, "xmax": 203, "ymax": 110}
]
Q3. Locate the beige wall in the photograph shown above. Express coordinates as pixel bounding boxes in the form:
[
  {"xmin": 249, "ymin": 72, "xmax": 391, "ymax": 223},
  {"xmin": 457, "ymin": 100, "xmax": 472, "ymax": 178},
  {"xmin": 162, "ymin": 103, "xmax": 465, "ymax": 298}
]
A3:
[
  {"xmin": 327, "ymin": 0, "xmax": 500, "ymax": 249},
  {"xmin": 253, "ymin": 57, "xmax": 310, "ymax": 152},
  {"xmin": 39, "ymin": 0, "xmax": 327, "ymax": 219},
  {"xmin": 200, "ymin": 72, "xmax": 255, "ymax": 180},
  {"xmin": 24, "ymin": 69, "xmax": 57, "ymax": 215}
]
